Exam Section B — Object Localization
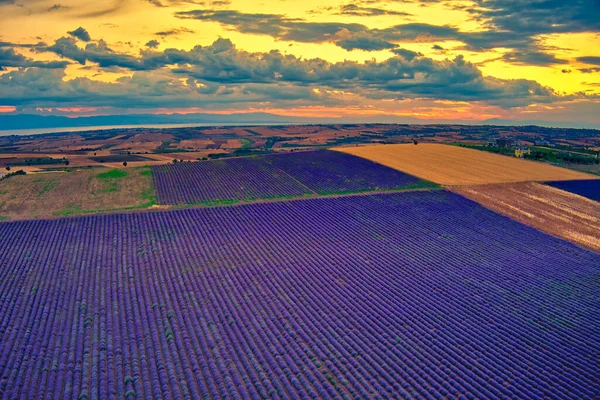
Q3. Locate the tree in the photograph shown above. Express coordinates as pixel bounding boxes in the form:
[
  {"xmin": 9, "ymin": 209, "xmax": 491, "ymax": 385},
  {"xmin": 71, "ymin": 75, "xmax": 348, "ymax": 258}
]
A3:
[
  {"xmin": 5, "ymin": 166, "xmax": 10, "ymax": 171},
  {"xmin": 173, "ymin": 159, "xmax": 178, "ymax": 164},
  {"xmin": 64, "ymin": 160, "xmax": 70, "ymax": 166},
  {"xmin": 123, "ymin": 161, "xmax": 128, "ymax": 167},
  {"xmin": 413, "ymin": 139, "xmax": 418, "ymax": 145}
]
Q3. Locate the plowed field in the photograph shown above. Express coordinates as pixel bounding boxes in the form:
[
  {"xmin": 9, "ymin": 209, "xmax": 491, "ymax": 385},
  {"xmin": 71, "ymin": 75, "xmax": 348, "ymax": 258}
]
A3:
[{"xmin": 451, "ymin": 182, "xmax": 600, "ymax": 252}]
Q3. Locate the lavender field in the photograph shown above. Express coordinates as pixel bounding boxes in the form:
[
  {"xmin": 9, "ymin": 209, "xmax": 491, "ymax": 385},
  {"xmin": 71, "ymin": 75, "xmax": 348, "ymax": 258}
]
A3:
[
  {"xmin": 151, "ymin": 150, "xmax": 426, "ymax": 205},
  {"xmin": 263, "ymin": 150, "xmax": 424, "ymax": 194},
  {"xmin": 0, "ymin": 191, "xmax": 599, "ymax": 399},
  {"xmin": 546, "ymin": 179, "xmax": 600, "ymax": 202}
]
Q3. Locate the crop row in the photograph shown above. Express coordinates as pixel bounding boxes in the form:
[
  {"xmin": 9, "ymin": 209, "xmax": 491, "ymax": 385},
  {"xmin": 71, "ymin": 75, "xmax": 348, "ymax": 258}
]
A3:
[
  {"xmin": 151, "ymin": 157, "xmax": 311, "ymax": 205},
  {"xmin": 545, "ymin": 179, "xmax": 600, "ymax": 202},
  {"xmin": 0, "ymin": 191, "xmax": 599, "ymax": 399},
  {"xmin": 151, "ymin": 150, "xmax": 424, "ymax": 205},
  {"xmin": 262, "ymin": 150, "xmax": 423, "ymax": 195}
]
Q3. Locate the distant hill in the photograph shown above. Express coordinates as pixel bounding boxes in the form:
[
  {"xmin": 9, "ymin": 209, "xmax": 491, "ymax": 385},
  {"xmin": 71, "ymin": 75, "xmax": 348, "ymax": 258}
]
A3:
[
  {"xmin": 0, "ymin": 113, "xmax": 598, "ymax": 131},
  {"xmin": 0, "ymin": 113, "xmax": 318, "ymax": 131}
]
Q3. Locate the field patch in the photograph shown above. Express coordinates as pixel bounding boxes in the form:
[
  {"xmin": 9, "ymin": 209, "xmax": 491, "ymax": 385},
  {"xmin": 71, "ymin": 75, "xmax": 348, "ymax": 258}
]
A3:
[
  {"xmin": 451, "ymin": 182, "xmax": 600, "ymax": 252},
  {"xmin": 336, "ymin": 143, "xmax": 597, "ymax": 185},
  {"xmin": 152, "ymin": 150, "xmax": 431, "ymax": 205},
  {"xmin": 0, "ymin": 166, "xmax": 154, "ymax": 220},
  {"xmin": 89, "ymin": 154, "xmax": 152, "ymax": 163},
  {"xmin": 264, "ymin": 150, "xmax": 427, "ymax": 194},
  {"xmin": 152, "ymin": 157, "xmax": 312, "ymax": 204},
  {"xmin": 0, "ymin": 191, "xmax": 598, "ymax": 398},
  {"xmin": 545, "ymin": 179, "xmax": 600, "ymax": 202}
]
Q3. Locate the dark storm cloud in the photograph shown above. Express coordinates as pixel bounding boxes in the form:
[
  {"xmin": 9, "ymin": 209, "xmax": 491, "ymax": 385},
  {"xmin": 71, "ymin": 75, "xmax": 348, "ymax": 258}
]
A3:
[
  {"xmin": 45, "ymin": 37, "xmax": 146, "ymax": 69},
  {"xmin": 577, "ymin": 56, "xmax": 600, "ymax": 66},
  {"xmin": 175, "ymin": 9, "xmax": 367, "ymax": 43},
  {"xmin": 336, "ymin": 32, "xmax": 398, "ymax": 51},
  {"xmin": 471, "ymin": 0, "xmax": 600, "ymax": 35},
  {"xmin": 579, "ymin": 68, "xmax": 600, "ymax": 73},
  {"xmin": 391, "ymin": 47, "xmax": 422, "ymax": 61},
  {"xmin": 68, "ymin": 27, "xmax": 91, "ymax": 42},
  {"xmin": 174, "ymin": 3, "xmax": 600, "ymax": 69},
  {"xmin": 146, "ymin": 39, "xmax": 160, "ymax": 48},
  {"xmin": 155, "ymin": 27, "xmax": 195, "ymax": 36},
  {"xmin": 174, "ymin": 10, "xmax": 538, "ymax": 54},
  {"xmin": 0, "ymin": 47, "xmax": 69, "ymax": 69},
  {"xmin": 501, "ymin": 51, "xmax": 568, "ymax": 66},
  {"xmin": 336, "ymin": 3, "xmax": 412, "ymax": 16},
  {"xmin": 4, "ymin": 37, "xmax": 575, "ymax": 110}
]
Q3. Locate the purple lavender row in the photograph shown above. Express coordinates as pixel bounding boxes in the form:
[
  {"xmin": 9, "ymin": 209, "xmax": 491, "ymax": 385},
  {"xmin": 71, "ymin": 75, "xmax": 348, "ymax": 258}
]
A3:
[
  {"xmin": 0, "ymin": 191, "xmax": 599, "ymax": 399},
  {"xmin": 151, "ymin": 150, "xmax": 426, "ymax": 205},
  {"xmin": 151, "ymin": 157, "xmax": 311, "ymax": 205},
  {"xmin": 264, "ymin": 150, "xmax": 423, "ymax": 194},
  {"xmin": 545, "ymin": 179, "xmax": 600, "ymax": 202}
]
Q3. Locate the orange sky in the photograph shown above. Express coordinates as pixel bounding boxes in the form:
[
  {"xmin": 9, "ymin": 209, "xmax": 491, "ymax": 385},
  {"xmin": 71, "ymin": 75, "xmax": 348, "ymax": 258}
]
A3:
[{"xmin": 0, "ymin": 0, "xmax": 599, "ymax": 125}]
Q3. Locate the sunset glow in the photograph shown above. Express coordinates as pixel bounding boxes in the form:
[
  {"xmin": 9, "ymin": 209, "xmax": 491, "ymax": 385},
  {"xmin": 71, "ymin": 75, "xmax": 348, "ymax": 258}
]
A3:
[{"xmin": 1, "ymin": 0, "xmax": 599, "ymax": 125}]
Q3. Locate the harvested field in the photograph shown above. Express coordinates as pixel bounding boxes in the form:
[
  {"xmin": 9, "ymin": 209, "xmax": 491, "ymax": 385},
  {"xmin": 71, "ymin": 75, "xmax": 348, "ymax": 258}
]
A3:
[
  {"xmin": 336, "ymin": 144, "xmax": 597, "ymax": 185},
  {"xmin": 451, "ymin": 182, "xmax": 600, "ymax": 252},
  {"xmin": 0, "ymin": 166, "xmax": 155, "ymax": 220}
]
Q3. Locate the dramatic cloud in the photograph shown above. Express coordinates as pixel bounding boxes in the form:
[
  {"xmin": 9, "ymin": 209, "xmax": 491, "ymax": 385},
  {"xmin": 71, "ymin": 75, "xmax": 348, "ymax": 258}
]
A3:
[
  {"xmin": 501, "ymin": 51, "xmax": 568, "ymax": 66},
  {"xmin": 1, "ymin": 0, "xmax": 598, "ymax": 122},
  {"xmin": 336, "ymin": 32, "xmax": 398, "ymax": 51},
  {"xmin": 175, "ymin": 9, "xmax": 540, "ymax": 54},
  {"xmin": 391, "ymin": 48, "xmax": 422, "ymax": 61},
  {"xmin": 0, "ymin": 47, "xmax": 69, "ymax": 69},
  {"xmin": 5, "ymin": 37, "xmax": 567, "ymax": 110},
  {"xmin": 45, "ymin": 37, "xmax": 145, "ymax": 69},
  {"xmin": 146, "ymin": 39, "xmax": 160, "ymax": 48},
  {"xmin": 176, "ymin": 9, "xmax": 368, "ymax": 43},
  {"xmin": 155, "ymin": 27, "xmax": 195, "ymax": 36},
  {"xmin": 336, "ymin": 3, "xmax": 411, "ymax": 16},
  {"xmin": 68, "ymin": 27, "xmax": 91, "ymax": 42},
  {"xmin": 470, "ymin": 0, "xmax": 600, "ymax": 36},
  {"xmin": 577, "ymin": 56, "xmax": 600, "ymax": 66}
]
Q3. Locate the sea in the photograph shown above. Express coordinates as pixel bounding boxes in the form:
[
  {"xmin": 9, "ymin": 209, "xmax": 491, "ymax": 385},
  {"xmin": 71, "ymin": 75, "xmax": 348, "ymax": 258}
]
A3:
[{"xmin": 0, "ymin": 122, "xmax": 296, "ymax": 137}]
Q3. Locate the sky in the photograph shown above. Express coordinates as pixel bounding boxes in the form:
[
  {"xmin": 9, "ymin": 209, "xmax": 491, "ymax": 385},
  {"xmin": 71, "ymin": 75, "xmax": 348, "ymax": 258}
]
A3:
[{"xmin": 0, "ymin": 0, "xmax": 599, "ymax": 125}]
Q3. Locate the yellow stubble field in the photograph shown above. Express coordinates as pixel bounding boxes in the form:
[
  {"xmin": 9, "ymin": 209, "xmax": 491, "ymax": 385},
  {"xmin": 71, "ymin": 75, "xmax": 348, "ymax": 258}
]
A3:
[{"xmin": 335, "ymin": 144, "xmax": 598, "ymax": 185}]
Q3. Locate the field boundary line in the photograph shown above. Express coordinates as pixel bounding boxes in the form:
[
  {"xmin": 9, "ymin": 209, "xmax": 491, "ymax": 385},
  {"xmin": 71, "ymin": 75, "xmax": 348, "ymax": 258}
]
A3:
[{"xmin": 0, "ymin": 185, "xmax": 443, "ymax": 222}]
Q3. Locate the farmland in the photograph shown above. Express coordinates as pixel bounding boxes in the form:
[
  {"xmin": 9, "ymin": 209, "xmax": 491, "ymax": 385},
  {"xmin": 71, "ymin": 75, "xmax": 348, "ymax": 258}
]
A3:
[
  {"xmin": 336, "ymin": 144, "xmax": 598, "ymax": 185},
  {"xmin": 152, "ymin": 150, "xmax": 430, "ymax": 205},
  {"xmin": 0, "ymin": 166, "xmax": 155, "ymax": 220},
  {"xmin": 450, "ymin": 182, "xmax": 600, "ymax": 252},
  {"xmin": 545, "ymin": 179, "xmax": 600, "ymax": 202},
  {"xmin": 1, "ymin": 191, "xmax": 599, "ymax": 399},
  {"xmin": 2, "ymin": 123, "xmax": 599, "ymax": 173},
  {"xmin": 152, "ymin": 157, "xmax": 311, "ymax": 205}
]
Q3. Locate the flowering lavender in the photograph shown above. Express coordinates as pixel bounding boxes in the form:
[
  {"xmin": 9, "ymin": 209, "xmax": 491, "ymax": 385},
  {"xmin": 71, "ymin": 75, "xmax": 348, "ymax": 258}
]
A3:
[
  {"xmin": 546, "ymin": 179, "xmax": 600, "ymax": 201},
  {"xmin": 0, "ymin": 191, "xmax": 598, "ymax": 399},
  {"xmin": 152, "ymin": 150, "xmax": 425, "ymax": 205}
]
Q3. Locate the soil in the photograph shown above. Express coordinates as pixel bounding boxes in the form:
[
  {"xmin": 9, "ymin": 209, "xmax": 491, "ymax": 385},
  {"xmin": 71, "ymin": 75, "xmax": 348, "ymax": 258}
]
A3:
[{"xmin": 450, "ymin": 182, "xmax": 600, "ymax": 252}]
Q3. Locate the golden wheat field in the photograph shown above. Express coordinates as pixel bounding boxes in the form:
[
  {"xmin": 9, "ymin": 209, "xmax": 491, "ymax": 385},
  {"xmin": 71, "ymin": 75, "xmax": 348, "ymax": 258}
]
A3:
[{"xmin": 336, "ymin": 144, "xmax": 598, "ymax": 185}]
